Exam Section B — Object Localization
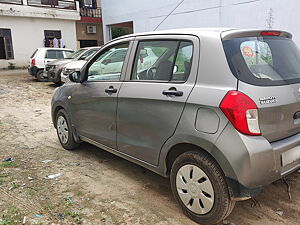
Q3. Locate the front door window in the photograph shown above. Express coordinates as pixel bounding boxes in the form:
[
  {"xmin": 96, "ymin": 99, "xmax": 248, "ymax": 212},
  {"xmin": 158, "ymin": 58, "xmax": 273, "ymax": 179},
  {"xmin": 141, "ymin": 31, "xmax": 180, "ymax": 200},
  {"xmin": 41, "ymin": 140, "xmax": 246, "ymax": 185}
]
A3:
[{"xmin": 87, "ymin": 42, "xmax": 129, "ymax": 81}]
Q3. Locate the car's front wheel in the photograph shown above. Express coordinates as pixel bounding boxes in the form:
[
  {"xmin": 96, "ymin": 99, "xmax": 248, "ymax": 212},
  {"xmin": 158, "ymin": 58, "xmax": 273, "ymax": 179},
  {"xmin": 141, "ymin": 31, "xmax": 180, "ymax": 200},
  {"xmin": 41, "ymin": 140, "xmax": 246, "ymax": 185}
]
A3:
[
  {"xmin": 170, "ymin": 151, "xmax": 235, "ymax": 225},
  {"xmin": 55, "ymin": 109, "xmax": 79, "ymax": 150}
]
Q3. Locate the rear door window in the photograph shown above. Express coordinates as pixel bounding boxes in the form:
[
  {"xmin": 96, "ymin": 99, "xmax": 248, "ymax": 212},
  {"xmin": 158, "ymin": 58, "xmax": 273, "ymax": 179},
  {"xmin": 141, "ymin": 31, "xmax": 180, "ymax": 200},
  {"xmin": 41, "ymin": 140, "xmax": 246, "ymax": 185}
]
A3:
[
  {"xmin": 223, "ymin": 37, "xmax": 300, "ymax": 86},
  {"xmin": 131, "ymin": 40, "xmax": 193, "ymax": 82}
]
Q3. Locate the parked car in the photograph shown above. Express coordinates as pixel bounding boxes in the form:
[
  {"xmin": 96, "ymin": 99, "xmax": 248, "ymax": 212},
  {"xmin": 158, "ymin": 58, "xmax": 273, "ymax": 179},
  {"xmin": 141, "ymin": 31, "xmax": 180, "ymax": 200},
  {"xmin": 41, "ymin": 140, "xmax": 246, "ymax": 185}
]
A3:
[
  {"xmin": 28, "ymin": 48, "xmax": 74, "ymax": 81},
  {"xmin": 46, "ymin": 47, "xmax": 100, "ymax": 84},
  {"xmin": 51, "ymin": 28, "xmax": 300, "ymax": 225},
  {"xmin": 61, "ymin": 47, "xmax": 158, "ymax": 83}
]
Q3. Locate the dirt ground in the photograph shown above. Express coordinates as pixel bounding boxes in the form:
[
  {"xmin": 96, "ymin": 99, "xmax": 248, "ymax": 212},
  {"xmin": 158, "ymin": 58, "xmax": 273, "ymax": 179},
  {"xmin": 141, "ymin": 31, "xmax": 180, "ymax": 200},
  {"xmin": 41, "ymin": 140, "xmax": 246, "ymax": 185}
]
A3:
[{"xmin": 0, "ymin": 70, "xmax": 299, "ymax": 225}]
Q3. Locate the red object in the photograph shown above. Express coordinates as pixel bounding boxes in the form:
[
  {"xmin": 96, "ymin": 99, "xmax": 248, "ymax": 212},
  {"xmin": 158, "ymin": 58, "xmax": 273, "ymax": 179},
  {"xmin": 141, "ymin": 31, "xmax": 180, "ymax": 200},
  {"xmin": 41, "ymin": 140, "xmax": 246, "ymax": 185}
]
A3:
[
  {"xmin": 242, "ymin": 46, "xmax": 254, "ymax": 57},
  {"xmin": 260, "ymin": 31, "xmax": 281, "ymax": 36},
  {"xmin": 80, "ymin": 17, "xmax": 102, "ymax": 23},
  {"xmin": 219, "ymin": 90, "xmax": 261, "ymax": 136},
  {"xmin": 31, "ymin": 58, "xmax": 36, "ymax": 66}
]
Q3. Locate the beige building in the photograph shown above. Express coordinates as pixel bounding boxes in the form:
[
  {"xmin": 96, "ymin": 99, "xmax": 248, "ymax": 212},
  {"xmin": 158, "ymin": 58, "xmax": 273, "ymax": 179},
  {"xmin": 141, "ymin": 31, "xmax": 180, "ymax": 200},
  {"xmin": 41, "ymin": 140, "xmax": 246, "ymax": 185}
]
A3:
[{"xmin": 76, "ymin": 0, "xmax": 103, "ymax": 48}]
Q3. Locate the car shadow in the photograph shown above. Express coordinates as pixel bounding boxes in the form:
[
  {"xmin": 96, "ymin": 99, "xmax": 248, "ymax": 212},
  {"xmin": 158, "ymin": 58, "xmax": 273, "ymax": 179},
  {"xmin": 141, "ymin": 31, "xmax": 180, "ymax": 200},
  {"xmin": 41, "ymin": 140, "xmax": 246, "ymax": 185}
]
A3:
[
  {"xmin": 67, "ymin": 142, "xmax": 300, "ymax": 225},
  {"xmin": 70, "ymin": 142, "xmax": 174, "ymax": 199}
]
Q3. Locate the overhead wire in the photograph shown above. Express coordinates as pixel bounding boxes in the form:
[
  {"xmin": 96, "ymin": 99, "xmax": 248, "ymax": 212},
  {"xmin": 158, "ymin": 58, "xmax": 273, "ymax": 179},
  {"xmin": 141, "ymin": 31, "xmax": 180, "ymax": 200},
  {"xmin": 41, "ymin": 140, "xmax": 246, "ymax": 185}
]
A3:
[{"xmin": 153, "ymin": 0, "xmax": 185, "ymax": 31}]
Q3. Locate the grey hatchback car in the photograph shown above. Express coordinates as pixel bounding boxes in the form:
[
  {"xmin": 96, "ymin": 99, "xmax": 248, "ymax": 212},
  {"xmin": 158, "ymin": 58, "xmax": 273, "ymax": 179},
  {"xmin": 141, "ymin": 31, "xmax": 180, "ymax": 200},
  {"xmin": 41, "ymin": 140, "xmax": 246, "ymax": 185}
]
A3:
[{"xmin": 51, "ymin": 28, "xmax": 300, "ymax": 224}]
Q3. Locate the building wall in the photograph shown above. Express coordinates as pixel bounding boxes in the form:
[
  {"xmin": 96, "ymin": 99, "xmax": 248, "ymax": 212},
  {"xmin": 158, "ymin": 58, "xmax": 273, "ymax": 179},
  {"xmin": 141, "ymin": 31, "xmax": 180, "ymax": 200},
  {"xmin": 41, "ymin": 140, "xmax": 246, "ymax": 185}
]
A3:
[
  {"xmin": 76, "ymin": 22, "xmax": 104, "ymax": 47},
  {"xmin": 101, "ymin": 0, "xmax": 300, "ymax": 46},
  {"xmin": 0, "ymin": 16, "xmax": 77, "ymax": 69},
  {"xmin": 76, "ymin": 0, "xmax": 103, "ymax": 48}
]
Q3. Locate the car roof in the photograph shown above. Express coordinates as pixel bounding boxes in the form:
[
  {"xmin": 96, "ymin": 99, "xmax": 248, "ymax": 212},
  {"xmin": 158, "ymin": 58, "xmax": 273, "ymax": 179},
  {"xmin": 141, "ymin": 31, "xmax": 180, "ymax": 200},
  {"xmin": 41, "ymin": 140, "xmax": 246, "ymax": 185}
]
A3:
[
  {"xmin": 37, "ymin": 47, "xmax": 73, "ymax": 51},
  {"xmin": 110, "ymin": 28, "xmax": 292, "ymax": 42},
  {"xmin": 81, "ymin": 46, "xmax": 101, "ymax": 50}
]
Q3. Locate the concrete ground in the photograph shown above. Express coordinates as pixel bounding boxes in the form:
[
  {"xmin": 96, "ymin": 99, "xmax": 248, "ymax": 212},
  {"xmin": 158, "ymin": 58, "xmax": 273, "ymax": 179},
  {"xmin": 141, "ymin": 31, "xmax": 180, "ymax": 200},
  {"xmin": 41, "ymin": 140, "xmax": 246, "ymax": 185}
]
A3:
[{"xmin": 0, "ymin": 70, "xmax": 299, "ymax": 225}]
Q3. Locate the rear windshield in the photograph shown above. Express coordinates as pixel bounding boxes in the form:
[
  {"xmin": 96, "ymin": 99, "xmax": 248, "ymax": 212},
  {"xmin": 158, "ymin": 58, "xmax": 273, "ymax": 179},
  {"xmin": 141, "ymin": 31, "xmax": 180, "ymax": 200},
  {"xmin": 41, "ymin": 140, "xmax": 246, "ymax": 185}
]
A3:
[{"xmin": 223, "ymin": 37, "xmax": 300, "ymax": 86}]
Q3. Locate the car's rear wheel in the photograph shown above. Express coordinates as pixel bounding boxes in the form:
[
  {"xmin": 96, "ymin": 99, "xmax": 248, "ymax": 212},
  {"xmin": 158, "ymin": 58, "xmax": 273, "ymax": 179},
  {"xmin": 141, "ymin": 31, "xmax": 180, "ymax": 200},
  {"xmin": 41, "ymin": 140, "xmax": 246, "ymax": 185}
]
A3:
[
  {"xmin": 36, "ymin": 70, "xmax": 48, "ymax": 82},
  {"xmin": 55, "ymin": 109, "xmax": 79, "ymax": 150},
  {"xmin": 170, "ymin": 151, "xmax": 235, "ymax": 225}
]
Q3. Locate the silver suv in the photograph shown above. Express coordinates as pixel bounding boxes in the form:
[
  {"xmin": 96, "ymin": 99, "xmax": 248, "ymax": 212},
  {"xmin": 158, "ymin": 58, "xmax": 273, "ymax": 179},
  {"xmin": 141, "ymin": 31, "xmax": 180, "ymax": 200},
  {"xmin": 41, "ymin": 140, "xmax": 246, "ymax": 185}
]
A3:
[{"xmin": 51, "ymin": 28, "xmax": 300, "ymax": 225}]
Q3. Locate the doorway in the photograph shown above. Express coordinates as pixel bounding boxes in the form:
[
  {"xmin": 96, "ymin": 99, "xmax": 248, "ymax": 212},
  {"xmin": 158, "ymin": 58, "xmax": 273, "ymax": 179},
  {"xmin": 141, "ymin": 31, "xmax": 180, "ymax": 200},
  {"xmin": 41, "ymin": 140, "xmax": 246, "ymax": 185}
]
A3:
[
  {"xmin": 0, "ymin": 29, "xmax": 14, "ymax": 59},
  {"xmin": 0, "ymin": 37, "xmax": 6, "ymax": 59},
  {"xmin": 79, "ymin": 40, "xmax": 98, "ymax": 48},
  {"xmin": 110, "ymin": 21, "xmax": 133, "ymax": 40}
]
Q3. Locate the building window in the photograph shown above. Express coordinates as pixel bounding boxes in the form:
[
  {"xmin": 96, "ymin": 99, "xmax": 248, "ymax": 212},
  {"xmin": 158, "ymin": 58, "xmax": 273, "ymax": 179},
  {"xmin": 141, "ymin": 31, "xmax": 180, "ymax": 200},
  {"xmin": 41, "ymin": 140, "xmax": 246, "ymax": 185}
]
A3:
[
  {"xmin": 44, "ymin": 30, "xmax": 63, "ymax": 47},
  {"xmin": 79, "ymin": 0, "xmax": 97, "ymax": 9},
  {"xmin": 0, "ymin": 29, "xmax": 14, "ymax": 60},
  {"xmin": 41, "ymin": 0, "xmax": 59, "ymax": 6}
]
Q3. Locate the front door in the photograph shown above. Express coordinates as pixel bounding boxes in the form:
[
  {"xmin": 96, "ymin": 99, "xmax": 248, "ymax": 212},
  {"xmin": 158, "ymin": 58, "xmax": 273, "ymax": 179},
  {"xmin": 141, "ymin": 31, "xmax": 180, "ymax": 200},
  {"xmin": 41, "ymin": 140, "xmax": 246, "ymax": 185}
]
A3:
[
  {"xmin": 70, "ymin": 42, "xmax": 131, "ymax": 149},
  {"xmin": 117, "ymin": 37, "xmax": 198, "ymax": 165}
]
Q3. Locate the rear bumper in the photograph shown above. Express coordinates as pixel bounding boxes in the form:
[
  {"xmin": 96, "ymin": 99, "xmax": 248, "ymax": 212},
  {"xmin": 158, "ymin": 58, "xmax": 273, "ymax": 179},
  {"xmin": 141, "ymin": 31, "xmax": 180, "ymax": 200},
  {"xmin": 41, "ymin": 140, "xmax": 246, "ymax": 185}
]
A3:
[
  {"xmin": 214, "ymin": 123, "xmax": 300, "ymax": 198},
  {"xmin": 28, "ymin": 66, "xmax": 38, "ymax": 76},
  {"xmin": 271, "ymin": 132, "xmax": 300, "ymax": 176}
]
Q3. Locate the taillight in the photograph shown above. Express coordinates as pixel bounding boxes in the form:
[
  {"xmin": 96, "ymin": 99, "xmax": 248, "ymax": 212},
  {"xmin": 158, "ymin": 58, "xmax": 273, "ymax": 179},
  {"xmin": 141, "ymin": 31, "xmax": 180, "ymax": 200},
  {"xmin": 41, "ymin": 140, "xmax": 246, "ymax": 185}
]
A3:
[
  {"xmin": 31, "ymin": 58, "xmax": 36, "ymax": 66},
  {"xmin": 220, "ymin": 91, "xmax": 261, "ymax": 136},
  {"xmin": 260, "ymin": 31, "xmax": 281, "ymax": 36}
]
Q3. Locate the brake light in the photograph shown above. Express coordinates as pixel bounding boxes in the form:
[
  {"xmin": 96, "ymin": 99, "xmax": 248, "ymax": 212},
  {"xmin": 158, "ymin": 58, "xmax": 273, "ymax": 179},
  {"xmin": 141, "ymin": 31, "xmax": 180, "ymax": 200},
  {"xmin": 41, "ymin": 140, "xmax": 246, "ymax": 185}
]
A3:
[
  {"xmin": 260, "ymin": 31, "xmax": 281, "ymax": 36},
  {"xmin": 220, "ymin": 91, "xmax": 261, "ymax": 136},
  {"xmin": 31, "ymin": 58, "xmax": 36, "ymax": 66}
]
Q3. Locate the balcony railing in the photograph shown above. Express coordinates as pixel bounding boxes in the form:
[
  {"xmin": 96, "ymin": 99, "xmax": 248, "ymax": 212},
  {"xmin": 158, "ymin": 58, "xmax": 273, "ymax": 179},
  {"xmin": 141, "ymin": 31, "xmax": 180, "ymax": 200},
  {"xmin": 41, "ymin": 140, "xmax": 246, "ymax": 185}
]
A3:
[
  {"xmin": 27, "ymin": 0, "xmax": 77, "ymax": 10},
  {"xmin": 0, "ymin": 0, "xmax": 23, "ymax": 4},
  {"xmin": 80, "ymin": 7, "xmax": 101, "ymax": 18},
  {"xmin": 0, "ymin": 0, "xmax": 77, "ymax": 10}
]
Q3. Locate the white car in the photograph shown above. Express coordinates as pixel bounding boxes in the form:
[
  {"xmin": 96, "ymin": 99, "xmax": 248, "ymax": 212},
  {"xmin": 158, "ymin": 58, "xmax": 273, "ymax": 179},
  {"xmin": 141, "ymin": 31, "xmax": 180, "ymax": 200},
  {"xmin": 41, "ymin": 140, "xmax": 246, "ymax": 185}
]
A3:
[
  {"xmin": 61, "ymin": 47, "xmax": 158, "ymax": 83},
  {"xmin": 28, "ymin": 48, "xmax": 74, "ymax": 81}
]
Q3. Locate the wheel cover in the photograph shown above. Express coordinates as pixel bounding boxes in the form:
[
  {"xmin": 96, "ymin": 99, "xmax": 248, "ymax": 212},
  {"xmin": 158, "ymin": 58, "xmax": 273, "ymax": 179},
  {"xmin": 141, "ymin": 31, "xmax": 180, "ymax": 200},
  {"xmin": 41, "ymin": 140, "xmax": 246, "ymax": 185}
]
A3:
[
  {"xmin": 176, "ymin": 164, "xmax": 215, "ymax": 214},
  {"xmin": 57, "ymin": 116, "xmax": 69, "ymax": 144}
]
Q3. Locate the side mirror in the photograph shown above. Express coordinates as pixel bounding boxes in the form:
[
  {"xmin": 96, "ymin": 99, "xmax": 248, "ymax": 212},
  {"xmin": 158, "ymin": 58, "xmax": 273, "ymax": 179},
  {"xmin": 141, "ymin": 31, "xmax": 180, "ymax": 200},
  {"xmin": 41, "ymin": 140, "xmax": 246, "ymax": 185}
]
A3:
[
  {"xmin": 140, "ymin": 49, "xmax": 148, "ymax": 57},
  {"xmin": 79, "ymin": 55, "xmax": 87, "ymax": 60},
  {"xmin": 173, "ymin": 65, "xmax": 178, "ymax": 73},
  {"xmin": 69, "ymin": 71, "xmax": 81, "ymax": 83}
]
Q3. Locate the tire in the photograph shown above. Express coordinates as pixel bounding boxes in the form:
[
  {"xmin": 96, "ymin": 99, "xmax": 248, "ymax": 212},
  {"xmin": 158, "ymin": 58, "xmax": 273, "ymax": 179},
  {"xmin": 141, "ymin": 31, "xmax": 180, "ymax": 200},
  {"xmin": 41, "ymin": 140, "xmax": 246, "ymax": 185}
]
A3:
[
  {"xmin": 36, "ymin": 70, "xmax": 48, "ymax": 82},
  {"xmin": 170, "ymin": 151, "xmax": 235, "ymax": 225},
  {"xmin": 55, "ymin": 109, "xmax": 80, "ymax": 150}
]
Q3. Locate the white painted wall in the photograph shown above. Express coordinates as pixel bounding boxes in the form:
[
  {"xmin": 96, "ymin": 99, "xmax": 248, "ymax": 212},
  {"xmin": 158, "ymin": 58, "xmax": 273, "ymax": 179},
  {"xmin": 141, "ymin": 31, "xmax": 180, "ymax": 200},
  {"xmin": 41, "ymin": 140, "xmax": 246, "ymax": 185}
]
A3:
[
  {"xmin": 102, "ymin": 0, "xmax": 300, "ymax": 46},
  {"xmin": 0, "ymin": 1, "xmax": 80, "ymax": 21},
  {"xmin": 0, "ymin": 16, "xmax": 77, "ymax": 68}
]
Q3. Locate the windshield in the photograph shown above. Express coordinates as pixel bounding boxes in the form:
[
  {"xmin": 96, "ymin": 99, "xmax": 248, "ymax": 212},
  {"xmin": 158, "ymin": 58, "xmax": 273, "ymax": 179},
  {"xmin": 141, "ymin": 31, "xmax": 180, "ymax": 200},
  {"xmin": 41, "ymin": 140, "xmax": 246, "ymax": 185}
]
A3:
[
  {"xmin": 66, "ymin": 49, "xmax": 86, "ymax": 59},
  {"xmin": 223, "ymin": 37, "xmax": 300, "ymax": 86}
]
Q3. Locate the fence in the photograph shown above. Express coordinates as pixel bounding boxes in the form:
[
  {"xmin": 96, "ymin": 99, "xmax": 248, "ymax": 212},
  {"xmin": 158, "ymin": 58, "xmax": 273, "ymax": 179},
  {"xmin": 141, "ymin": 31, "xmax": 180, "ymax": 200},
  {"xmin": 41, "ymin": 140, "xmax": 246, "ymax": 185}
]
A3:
[
  {"xmin": 0, "ymin": 0, "xmax": 23, "ymax": 5},
  {"xmin": 80, "ymin": 7, "xmax": 101, "ymax": 18},
  {"xmin": 27, "ymin": 0, "xmax": 77, "ymax": 10}
]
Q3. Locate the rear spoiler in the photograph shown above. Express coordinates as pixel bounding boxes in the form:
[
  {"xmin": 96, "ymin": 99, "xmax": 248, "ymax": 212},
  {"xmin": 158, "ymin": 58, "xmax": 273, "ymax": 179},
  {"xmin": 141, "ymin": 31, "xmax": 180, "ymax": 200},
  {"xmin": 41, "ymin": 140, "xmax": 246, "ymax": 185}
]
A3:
[{"xmin": 221, "ymin": 30, "xmax": 292, "ymax": 40}]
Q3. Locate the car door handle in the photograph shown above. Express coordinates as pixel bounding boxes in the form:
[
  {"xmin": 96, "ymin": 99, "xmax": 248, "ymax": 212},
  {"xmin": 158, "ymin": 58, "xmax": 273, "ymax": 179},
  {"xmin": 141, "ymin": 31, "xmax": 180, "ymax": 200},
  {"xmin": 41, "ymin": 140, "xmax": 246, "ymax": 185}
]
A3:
[
  {"xmin": 105, "ymin": 86, "xmax": 118, "ymax": 94},
  {"xmin": 162, "ymin": 88, "xmax": 183, "ymax": 97}
]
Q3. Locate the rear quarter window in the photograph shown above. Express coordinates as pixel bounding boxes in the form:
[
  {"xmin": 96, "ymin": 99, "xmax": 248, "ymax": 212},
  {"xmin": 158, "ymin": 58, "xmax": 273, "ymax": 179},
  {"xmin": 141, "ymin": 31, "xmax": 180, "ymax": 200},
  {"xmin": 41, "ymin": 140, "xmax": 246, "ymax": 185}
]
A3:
[
  {"xmin": 46, "ymin": 50, "xmax": 64, "ymax": 59},
  {"xmin": 223, "ymin": 37, "xmax": 300, "ymax": 86}
]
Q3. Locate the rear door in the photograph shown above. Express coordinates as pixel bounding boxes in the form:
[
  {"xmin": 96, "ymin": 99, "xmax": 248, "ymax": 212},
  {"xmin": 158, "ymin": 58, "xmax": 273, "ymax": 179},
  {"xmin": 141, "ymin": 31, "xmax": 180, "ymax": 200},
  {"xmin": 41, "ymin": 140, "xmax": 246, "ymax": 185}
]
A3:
[
  {"xmin": 117, "ymin": 35, "xmax": 199, "ymax": 165},
  {"xmin": 222, "ymin": 31, "xmax": 300, "ymax": 142}
]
